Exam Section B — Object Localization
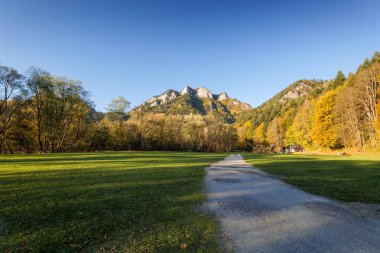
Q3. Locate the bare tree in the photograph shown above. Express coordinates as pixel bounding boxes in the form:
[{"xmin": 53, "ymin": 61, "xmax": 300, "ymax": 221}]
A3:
[
  {"xmin": 27, "ymin": 68, "xmax": 90, "ymax": 152},
  {"xmin": 335, "ymin": 86, "xmax": 364, "ymax": 149},
  {"xmin": 106, "ymin": 96, "xmax": 130, "ymax": 123},
  {"xmin": 355, "ymin": 63, "xmax": 380, "ymax": 148},
  {"xmin": 26, "ymin": 68, "xmax": 52, "ymax": 152},
  {"xmin": 0, "ymin": 66, "xmax": 28, "ymax": 152}
]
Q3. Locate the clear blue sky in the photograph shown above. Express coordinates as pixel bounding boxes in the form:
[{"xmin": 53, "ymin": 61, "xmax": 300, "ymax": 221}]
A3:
[{"xmin": 1, "ymin": 0, "xmax": 380, "ymax": 111}]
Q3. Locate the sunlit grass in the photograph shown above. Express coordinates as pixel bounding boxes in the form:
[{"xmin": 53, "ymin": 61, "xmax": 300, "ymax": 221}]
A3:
[
  {"xmin": 244, "ymin": 153, "xmax": 380, "ymax": 203},
  {"xmin": 0, "ymin": 151, "xmax": 226, "ymax": 252}
]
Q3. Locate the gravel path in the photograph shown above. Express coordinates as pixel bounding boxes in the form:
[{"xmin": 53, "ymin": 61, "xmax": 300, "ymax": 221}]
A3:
[{"xmin": 202, "ymin": 155, "xmax": 380, "ymax": 253}]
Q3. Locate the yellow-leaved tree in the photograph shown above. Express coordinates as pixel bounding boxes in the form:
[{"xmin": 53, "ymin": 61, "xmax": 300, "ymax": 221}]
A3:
[
  {"xmin": 253, "ymin": 122, "xmax": 265, "ymax": 145},
  {"xmin": 243, "ymin": 120, "xmax": 253, "ymax": 141},
  {"xmin": 311, "ymin": 90, "xmax": 339, "ymax": 149},
  {"xmin": 285, "ymin": 99, "xmax": 314, "ymax": 148}
]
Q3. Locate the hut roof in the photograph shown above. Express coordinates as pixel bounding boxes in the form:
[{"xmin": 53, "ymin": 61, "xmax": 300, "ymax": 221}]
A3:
[{"xmin": 285, "ymin": 144, "xmax": 304, "ymax": 149}]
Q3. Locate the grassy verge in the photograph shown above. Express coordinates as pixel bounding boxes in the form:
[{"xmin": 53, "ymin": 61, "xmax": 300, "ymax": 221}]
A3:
[
  {"xmin": 0, "ymin": 151, "xmax": 226, "ymax": 252},
  {"xmin": 243, "ymin": 153, "xmax": 380, "ymax": 204}
]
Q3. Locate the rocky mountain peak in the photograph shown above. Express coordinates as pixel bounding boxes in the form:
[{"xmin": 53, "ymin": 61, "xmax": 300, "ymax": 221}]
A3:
[
  {"xmin": 195, "ymin": 87, "xmax": 213, "ymax": 99},
  {"xmin": 217, "ymin": 92, "xmax": 229, "ymax": 101},
  {"xmin": 181, "ymin": 85, "xmax": 195, "ymax": 96},
  {"xmin": 146, "ymin": 89, "xmax": 179, "ymax": 107},
  {"xmin": 143, "ymin": 86, "xmax": 235, "ymax": 108}
]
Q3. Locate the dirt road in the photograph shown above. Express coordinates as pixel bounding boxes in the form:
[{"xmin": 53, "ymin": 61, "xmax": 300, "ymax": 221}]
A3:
[{"xmin": 202, "ymin": 155, "xmax": 380, "ymax": 253}]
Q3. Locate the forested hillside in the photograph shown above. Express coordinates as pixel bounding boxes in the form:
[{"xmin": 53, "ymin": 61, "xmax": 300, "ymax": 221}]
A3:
[
  {"xmin": 1, "ymin": 52, "xmax": 380, "ymax": 153},
  {"xmin": 238, "ymin": 52, "xmax": 380, "ymax": 152}
]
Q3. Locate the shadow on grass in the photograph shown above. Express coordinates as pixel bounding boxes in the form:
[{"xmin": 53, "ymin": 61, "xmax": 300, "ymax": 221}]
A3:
[
  {"xmin": 243, "ymin": 153, "xmax": 380, "ymax": 203},
  {"xmin": 0, "ymin": 151, "xmax": 223, "ymax": 165},
  {"xmin": 0, "ymin": 152, "xmax": 226, "ymax": 252}
]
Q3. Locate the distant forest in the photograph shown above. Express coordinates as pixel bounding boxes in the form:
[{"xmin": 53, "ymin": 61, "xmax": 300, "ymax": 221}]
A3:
[{"xmin": 1, "ymin": 52, "xmax": 380, "ymax": 153}]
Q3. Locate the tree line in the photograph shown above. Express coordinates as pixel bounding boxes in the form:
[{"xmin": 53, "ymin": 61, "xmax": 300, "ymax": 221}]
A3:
[
  {"xmin": 0, "ymin": 67, "xmax": 237, "ymax": 153},
  {"xmin": 1, "ymin": 52, "xmax": 380, "ymax": 153}
]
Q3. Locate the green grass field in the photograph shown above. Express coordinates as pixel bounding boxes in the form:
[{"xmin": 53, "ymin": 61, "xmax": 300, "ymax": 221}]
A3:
[
  {"xmin": 244, "ymin": 153, "xmax": 380, "ymax": 204},
  {"xmin": 2, "ymin": 151, "xmax": 380, "ymax": 252},
  {"xmin": 0, "ymin": 152, "xmax": 226, "ymax": 252}
]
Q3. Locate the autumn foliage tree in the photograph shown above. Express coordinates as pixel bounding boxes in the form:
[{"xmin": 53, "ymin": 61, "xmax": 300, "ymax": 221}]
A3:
[
  {"xmin": 312, "ymin": 90, "xmax": 339, "ymax": 149},
  {"xmin": 253, "ymin": 122, "xmax": 265, "ymax": 145},
  {"xmin": 285, "ymin": 99, "xmax": 314, "ymax": 148}
]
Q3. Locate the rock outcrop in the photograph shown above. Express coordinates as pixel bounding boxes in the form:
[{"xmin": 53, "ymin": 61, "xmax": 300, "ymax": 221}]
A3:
[
  {"xmin": 195, "ymin": 87, "xmax": 213, "ymax": 99},
  {"xmin": 146, "ymin": 89, "xmax": 179, "ymax": 107},
  {"xmin": 279, "ymin": 82, "xmax": 312, "ymax": 102},
  {"xmin": 217, "ymin": 92, "xmax": 229, "ymax": 101},
  {"xmin": 181, "ymin": 85, "xmax": 195, "ymax": 96}
]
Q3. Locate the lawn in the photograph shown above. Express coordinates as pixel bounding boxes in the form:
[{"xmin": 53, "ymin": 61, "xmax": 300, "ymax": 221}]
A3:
[
  {"xmin": 0, "ymin": 151, "xmax": 226, "ymax": 252},
  {"xmin": 243, "ymin": 153, "xmax": 380, "ymax": 204}
]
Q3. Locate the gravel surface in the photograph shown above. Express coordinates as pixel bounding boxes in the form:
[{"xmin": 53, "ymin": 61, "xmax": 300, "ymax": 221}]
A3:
[{"xmin": 202, "ymin": 155, "xmax": 380, "ymax": 253}]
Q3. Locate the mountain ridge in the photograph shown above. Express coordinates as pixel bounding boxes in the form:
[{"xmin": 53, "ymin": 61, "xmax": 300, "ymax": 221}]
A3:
[
  {"xmin": 143, "ymin": 86, "xmax": 232, "ymax": 108},
  {"xmin": 131, "ymin": 81, "xmax": 326, "ymax": 124},
  {"xmin": 132, "ymin": 85, "xmax": 251, "ymax": 123}
]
